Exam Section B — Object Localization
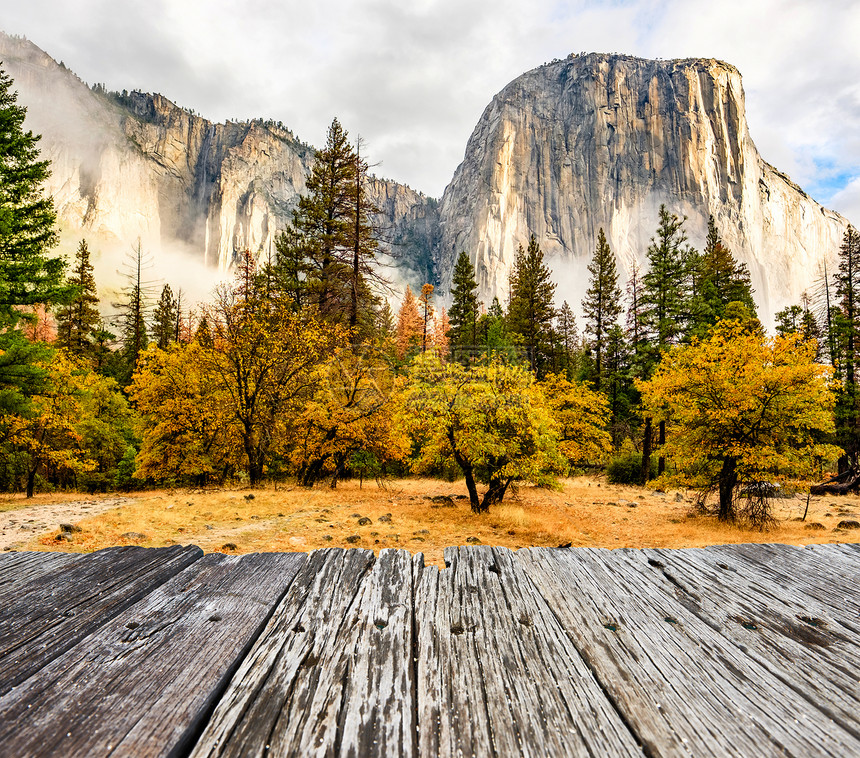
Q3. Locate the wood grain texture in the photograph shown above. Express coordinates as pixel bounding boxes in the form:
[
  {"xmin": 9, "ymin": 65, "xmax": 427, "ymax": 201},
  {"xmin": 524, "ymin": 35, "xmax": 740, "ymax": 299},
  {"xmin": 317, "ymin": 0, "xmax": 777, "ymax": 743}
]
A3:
[
  {"xmin": 637, "ymin": 543, "xmax": 860, "ymax": 739},
  {"xmin": 0, "ymin": 544, "xmax": 202, "ymax": 695},
  {"xmin": 0, "ymin": 552, "xmax": 305, "ymax": 758},
  {"xmin": 190, "ymin": 547, "xmax": 416, "ymax": 758},
  {"xmin": 415, "ymin": 545, "xmax": 643, "ymax": 758},
  {"xmin": 0, "ymin": 551, "xmax": 81, "ymax": 596},
  {"xmin": 519, "ymin": 546, "xmax": 860, "ymax": 757}
]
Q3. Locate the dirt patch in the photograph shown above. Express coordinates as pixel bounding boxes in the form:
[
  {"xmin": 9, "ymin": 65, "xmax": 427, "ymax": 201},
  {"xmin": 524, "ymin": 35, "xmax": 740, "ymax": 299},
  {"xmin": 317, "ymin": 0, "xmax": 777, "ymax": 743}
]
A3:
[{"xmin": 0, "ymin": 498, "xmax": 130, "ymax": 552}]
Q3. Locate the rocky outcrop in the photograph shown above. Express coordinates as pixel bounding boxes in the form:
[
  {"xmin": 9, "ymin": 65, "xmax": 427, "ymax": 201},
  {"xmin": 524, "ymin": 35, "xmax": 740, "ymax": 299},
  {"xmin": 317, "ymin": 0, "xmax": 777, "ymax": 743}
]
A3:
[
  {"xmin": 0, "ymin": 32, "xmax": 437, "ymax": 290},
  {"xmin": 2, "ymin": 33, "xmax": 849, "ymax": 320},
  {"xmin": 436, "ymin": 53, "xmax": 848, "ymax": 317}
]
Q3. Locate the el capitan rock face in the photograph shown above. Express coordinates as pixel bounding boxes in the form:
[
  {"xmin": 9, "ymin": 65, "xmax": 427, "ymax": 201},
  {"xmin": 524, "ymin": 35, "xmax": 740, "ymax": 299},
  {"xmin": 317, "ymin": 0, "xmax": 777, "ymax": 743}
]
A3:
[
  {"xmin": 436, "ymin": 53, "xmax": 848, "ymax": 318},
  {"xmin": 0, "ymin": 33, "xmax": 850, "ymax": 318}
]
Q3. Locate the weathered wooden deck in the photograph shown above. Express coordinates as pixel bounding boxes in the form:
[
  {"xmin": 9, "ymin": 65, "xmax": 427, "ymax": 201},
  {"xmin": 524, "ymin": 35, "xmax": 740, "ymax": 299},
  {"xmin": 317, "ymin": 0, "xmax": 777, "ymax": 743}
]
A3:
[{"xmin": 1, "ymin": 543, "xmax": 859, "ymax": 757}]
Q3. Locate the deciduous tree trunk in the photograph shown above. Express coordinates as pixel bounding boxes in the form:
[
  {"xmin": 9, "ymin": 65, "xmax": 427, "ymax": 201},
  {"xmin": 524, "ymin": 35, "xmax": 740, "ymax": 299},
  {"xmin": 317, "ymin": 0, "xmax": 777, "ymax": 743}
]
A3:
[
  {"xmin": 718, "ymin": 455, "xmax": 738, "ymax": 521},
  {"xmin": 640, "ymin": 417, "xmax": 653, "ymax": 485}
]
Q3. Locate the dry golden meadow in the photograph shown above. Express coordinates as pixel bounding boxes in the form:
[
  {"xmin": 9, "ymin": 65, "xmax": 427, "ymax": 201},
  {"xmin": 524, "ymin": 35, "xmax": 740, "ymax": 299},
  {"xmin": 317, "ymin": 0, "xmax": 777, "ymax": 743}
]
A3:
[{"xmin": 2, "ymin": 477, "xmax": 859, "ymax": 567}]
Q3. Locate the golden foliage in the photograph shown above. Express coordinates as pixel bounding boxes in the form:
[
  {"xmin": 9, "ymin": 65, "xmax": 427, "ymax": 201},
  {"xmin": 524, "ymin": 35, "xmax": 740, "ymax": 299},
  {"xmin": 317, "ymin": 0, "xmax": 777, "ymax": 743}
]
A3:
[
  {"xmin": 638, "ymin": 323, "xmax": 839, "ymax": 503},
  {"xmin": 539, "ymin": 374, "xmax": 612, "ymax": 468},
  {"xmin": 396, "ymin": 353, "xmax": 565, "ymax": 511}
]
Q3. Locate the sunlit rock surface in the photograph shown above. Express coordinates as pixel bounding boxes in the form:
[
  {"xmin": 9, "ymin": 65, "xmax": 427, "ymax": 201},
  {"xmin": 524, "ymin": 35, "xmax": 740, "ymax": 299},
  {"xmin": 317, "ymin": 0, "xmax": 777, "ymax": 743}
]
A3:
[{"xmin": 436, "ymin": 53, "xmax": 848, "ymax": 319}]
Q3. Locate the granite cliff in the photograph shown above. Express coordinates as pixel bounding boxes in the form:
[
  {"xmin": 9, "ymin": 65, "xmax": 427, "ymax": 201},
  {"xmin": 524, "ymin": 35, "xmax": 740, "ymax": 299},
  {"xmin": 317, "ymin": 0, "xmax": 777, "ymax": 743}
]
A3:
[
  {"xmin": 437, "ymin": 53, "xmax": 848, "ymax": 318},
  {"xmin": 0, "ymin": 32, "xmax": 437, "ymax": 293},
  {"xmin": 0, "ymin": 32, "xmax": 850, "ymax": 319}
]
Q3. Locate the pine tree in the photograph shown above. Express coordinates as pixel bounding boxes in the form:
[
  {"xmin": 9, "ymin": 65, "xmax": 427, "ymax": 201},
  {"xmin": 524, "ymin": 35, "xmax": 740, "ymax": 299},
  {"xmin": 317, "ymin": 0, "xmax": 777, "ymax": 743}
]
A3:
[
  {"xmin": 448, "ymin": 251, "xmax": 479, "ymax": 357},
  {"xmin": 0, "ymin": 65, "xmax": 66, "ymax": 330},
  {"xmin": 639, "ymin": 207, "xmax": 696, "ymax": 480},
  {"xmin": 507, "ymin": 235, "xmax": 557, "ymax": 375},
  {"xmin": 555, "ymin": 301, "xmax": 580, "ymax": 379},
  {"xmin": 833, "ymin": 225, "xmax": 860, "ymax": 465},
  {"xmin": 347, "ymin": 138, "xmax": 383, "ymax": 337},
  {"xmin": 582, "ymin": 228, "xmax": 622, "ymax": 389},
  {"xmin": 267, "ymin": 227, "xmax": 308, "ymax": 309},
  {"xmin": 603, "ymin": 323, "xmax": 633, "ymax": 446},
  {"xmin": 640, "ymin": 205, "xmax": 695, "ymax": 355},
  {"xmin": 690, "ymin": 215, "xmax": 757, "ymax": 334},
  {"xmin": 55, "ymin": 240, "xmax": 101, "ymax": 357},
  {"xmin": 112, "ymin": 242, "xmax": 156, "ymax": 385},
  {"xmin": 292, "ymin": 118, "xmax": 355, "ymax": 318},
  {"xmin": 152, "ymin": 284, "xmax": 178, "ymax": 349}
]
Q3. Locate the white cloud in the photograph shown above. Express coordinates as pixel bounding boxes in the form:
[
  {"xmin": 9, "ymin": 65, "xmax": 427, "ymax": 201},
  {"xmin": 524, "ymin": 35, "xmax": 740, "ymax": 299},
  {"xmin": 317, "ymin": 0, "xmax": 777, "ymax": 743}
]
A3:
[
  {"xmin": 829, "ymin": 176, "xmax": 860, "ymax": 227},
  {"xmin": 4, "ymin": 0, "xmax": 859, "ymax": 200}
]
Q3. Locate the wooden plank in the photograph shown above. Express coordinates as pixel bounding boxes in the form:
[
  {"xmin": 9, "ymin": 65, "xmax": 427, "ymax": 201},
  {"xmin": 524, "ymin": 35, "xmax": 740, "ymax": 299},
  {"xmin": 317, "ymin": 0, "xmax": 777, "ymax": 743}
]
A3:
[
  {"xmin": 678, "ymin": 543, "xmax": 860, "ymax": 628},
  {"xmin": 190, "ymin": 547, "xmax": 416, "ymax": 758},
  {"xmin": 518, "ymin": 546, "xmax": 860, "ymax": 757},
  {"xmin": 0, "ymin": 551, "xmax": 82, "ymax": 596},
  {"xmin": 415, "ymin": 545, "xmax": 643, "ymax": 758},
  {"xmin": 636, "ymin": 544, "xmax": 860, "ymax": 740},
  {"xmin": 0, "ymin": 544, "xmax": 202, "ymax": 695},
  {"xmin": 0, "ymin": 552, "xmax": 305, "ymax": 758}
]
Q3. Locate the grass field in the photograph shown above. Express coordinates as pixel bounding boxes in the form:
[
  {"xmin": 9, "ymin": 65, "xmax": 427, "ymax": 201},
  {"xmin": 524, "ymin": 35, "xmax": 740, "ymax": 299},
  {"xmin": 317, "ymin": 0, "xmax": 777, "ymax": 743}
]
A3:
[{"xmin": 3, "ymin": 477, "xmax": 859, "ymax": 567}]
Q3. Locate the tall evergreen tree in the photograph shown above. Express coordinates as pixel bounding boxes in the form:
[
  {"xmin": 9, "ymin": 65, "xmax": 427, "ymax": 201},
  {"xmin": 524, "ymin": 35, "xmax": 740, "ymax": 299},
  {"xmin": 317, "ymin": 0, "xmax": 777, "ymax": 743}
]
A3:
[
  {"xmin": 507, "ymin": 235, "xmax": 557, "ymax": 375},
  {"xmin": 582, "ymin": 228, "xmax": 622, "ymax": 389},
  {"xmin": 603, "ymin": 323, "xmax": 633, "ymax": 446},
  {"xmin": 834, "ymin": 225, "xmax": 860, "ymax": 465},
  {"xmin": 555, "ymin": 300, "xmax": 580, "ymax": 379},
  {"xmin": 347, "ymin": 139, "xmax": 382, "ymax": 337},
  {"xmin": 640, "ymin": 205, "xmax": 695, "ymax": 354},
  {"xmin": 293, "ymin": 118, "xmax": 356, "ymax": 318},
  {"xmin": 690, "ymin": 215, "xmax": 756, "ymax": 334},
  {"xmin": 639, "ymin": 206, "xmax": 696, "ymax": 480},
  {"xmin": 448, "ymin": 251, "xmax": 479, "ymax": 357},
  {"xmin": 152, "ymin": 284, "xmax": 178, "ymax": 350},
  {"xmin": 0, "ymin": 65, "xmax": 66, "ymax": 330},
  {"xmin": 112, "ymin": 243, "xmax": 156, "ymax": 385},
  {"xmin": 55, "ymin": 239, "xmax": 100, "ymax": 356}
]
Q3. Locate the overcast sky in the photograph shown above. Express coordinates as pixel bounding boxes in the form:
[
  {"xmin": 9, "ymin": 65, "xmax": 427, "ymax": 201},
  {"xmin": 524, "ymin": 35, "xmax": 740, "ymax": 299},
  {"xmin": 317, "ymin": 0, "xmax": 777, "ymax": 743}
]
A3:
[{"xmin": 4, "ymin": 0, "xmax": 860, "ymax": 220}]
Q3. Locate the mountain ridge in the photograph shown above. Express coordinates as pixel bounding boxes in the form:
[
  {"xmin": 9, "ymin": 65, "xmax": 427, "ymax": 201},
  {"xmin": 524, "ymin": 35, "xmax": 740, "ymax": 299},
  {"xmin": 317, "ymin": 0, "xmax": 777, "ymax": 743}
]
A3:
[{"xmin": 0, "ymin": 31, "xmax": 849, "ymax": 320}]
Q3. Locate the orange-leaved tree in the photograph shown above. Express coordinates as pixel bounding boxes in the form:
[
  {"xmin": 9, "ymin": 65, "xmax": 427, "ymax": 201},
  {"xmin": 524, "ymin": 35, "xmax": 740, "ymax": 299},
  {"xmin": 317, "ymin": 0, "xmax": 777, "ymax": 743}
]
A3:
[
  {"xmin": 638, "ymin": 323, "xmax": 839, "ymax": 526},
  {"xmin": 291, "ymin": 347, "xmax": 407, "ymax": 488}
]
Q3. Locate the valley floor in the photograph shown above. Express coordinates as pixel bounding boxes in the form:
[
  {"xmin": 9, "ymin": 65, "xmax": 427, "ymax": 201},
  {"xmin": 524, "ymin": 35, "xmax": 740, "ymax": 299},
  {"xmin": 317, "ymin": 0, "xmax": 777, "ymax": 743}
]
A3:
[{"xmin": 1, "ymin": 478, "xmax": 858, "ymax": 566}]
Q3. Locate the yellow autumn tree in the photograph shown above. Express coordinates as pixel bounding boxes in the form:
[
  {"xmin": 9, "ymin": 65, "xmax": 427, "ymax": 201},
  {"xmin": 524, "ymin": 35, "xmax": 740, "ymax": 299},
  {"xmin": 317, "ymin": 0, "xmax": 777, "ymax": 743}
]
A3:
[
  {"xmin": 539, "ymin": 374, "xmax": 612, "ymax": 471},
  {"xmin": 198, "ymin": 290, "xmax": 343, "ymax": 484},
  {"xmin": 638, "ymin": 323, "xmax": 839, "ymax": 526},
  {"xmin": 4, "ymin": 352, "xmax": 94, "ymax": 496},
  {"xmin": 130, "ymin": 342, "xmax": 243, "ymax": 484},
  {"xmin": 291, "ymin": 348, "xmax": 408, "ymax": 487},
  {"xmin": 396, "ymin": 353, "xmax": 564, "ymax": 512}
]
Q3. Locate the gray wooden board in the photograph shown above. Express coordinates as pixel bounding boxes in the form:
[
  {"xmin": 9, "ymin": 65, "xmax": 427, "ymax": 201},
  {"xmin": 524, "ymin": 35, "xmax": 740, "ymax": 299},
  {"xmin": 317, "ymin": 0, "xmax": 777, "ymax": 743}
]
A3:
[
  {"xmin": 635, "ymin": 544, "xmax": 860, "ymax": 740},
  {"xmin": 0, "ymin": 551, "xmax": 82, "ymax": 595},
  {"xmin": 414, "ymin": 545, "xmax": 643, "ymax": 758},
  {"xmin": 0, "ymin": 544, "xmax": 202, "ymax": 695},
  {"xmin": 0, "ymin": 551, "xmax": 305, "ymax": 758},
  {"xmin": 680, "ymin": 543, "xmax": 860, "ymax": 629},
  {"xmin": 518, "ymin": 546, "xmax": 860, "ymax": 757},
  {"xmin": 190, "ymin": 547, "xmax": 416, "ymax": 758}
]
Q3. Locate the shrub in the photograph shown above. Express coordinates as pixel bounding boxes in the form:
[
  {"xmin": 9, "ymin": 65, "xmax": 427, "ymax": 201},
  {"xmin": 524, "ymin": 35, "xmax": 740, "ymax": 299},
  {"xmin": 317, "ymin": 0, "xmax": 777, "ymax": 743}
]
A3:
[{"xmin": 607, "ymin": 453, "xmax": 656, "ymax": 485}]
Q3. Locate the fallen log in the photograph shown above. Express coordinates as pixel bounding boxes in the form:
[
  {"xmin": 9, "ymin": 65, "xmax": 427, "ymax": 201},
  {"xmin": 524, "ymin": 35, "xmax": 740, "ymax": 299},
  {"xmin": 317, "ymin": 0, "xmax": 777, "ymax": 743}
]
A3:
[{"xmin": 810, "ymin": 467, "xmax": 860, "ymax": 495}]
